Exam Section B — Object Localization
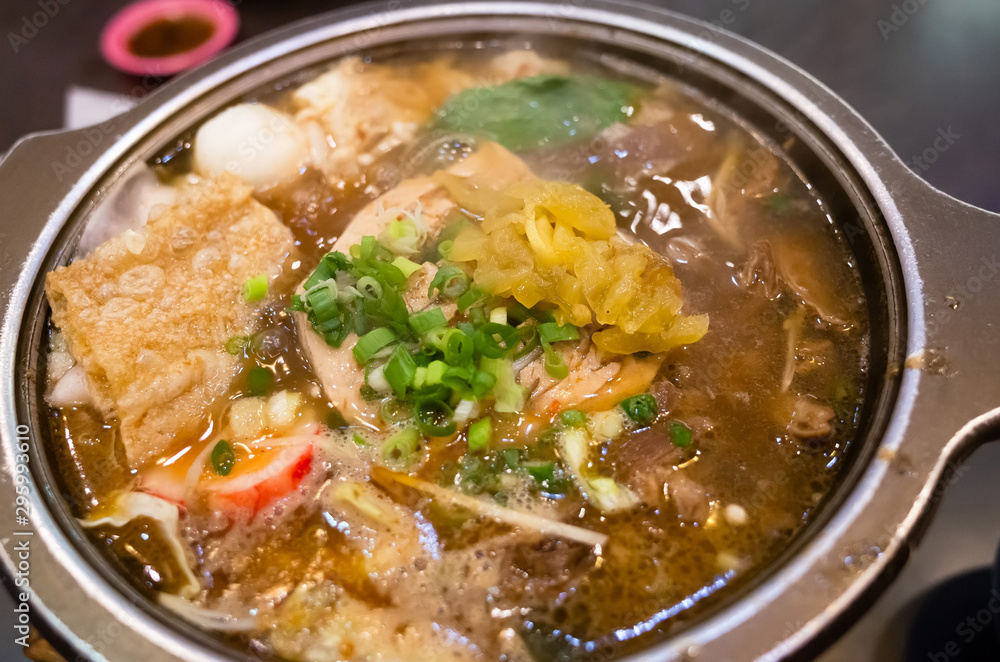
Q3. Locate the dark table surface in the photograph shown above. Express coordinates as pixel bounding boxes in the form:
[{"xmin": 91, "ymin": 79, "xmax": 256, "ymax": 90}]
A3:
[{"xmin": 1, "ymin": 1, "xmax": 999, "ymax": 660}]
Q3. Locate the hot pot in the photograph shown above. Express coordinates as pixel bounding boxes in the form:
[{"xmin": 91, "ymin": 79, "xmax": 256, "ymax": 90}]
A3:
[{"xmin": 1, "ymin": 1, "xmax": 999, "ymax": 660}]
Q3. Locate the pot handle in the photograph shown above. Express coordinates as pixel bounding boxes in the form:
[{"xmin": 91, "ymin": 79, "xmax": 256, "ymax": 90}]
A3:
[
  {"xmin": 898, "ymin": 175, "xmax": 1000, "ymax": 454},
  {"xmin": 0, "ymin": 123, "xmax": 126, "ymax": 308}
]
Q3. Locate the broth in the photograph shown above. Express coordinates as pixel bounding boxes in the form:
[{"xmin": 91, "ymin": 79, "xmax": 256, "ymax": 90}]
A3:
[{"xmin": 43, "ymin": 46, "xmax": 867, "ymax": 661}]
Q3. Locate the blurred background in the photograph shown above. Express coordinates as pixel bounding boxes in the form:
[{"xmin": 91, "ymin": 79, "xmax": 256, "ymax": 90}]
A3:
[{"xmin": 1, "ymin": 1, "xmax": 999, "ymax": 660}]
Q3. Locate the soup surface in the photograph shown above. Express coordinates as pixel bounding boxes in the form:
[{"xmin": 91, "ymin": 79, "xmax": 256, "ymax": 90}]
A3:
[{"xmin": 43, "ymin": 46, "xmax": 868, "ymax": 661}]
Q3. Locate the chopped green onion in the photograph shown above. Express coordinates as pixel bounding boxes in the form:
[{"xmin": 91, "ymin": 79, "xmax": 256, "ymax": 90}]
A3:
[
  {"xmin": 538, "ymin": 322, "xmax": 580, "ymax": 344},
  {"xmin": 412, "ymin": 366, "xmax": 428, "ymax": 389},
  {"xmin": 211, "ymin": 440, "xmax": 236, "ymax": 476},
  {"xmin": 426, "ymin": 360, "xmax": 448, "ymax": 385},
  {"xmin": 505, "ymin": 301, "xmax": 533, "ymax": 325},
  {"xmin": 669, "ymin": 420, "xmax": 693, "ymax": 448},
  {"xmin": 224, "ymin": 336, "xmax": 251, "ymax": 356},
  {"xmin": 502, "ymin": 448, "xmax": 521, "ymax": 469},
  {"xmin": 437, "ymin": 239, "xmax": 454, "ymax": 259},
  {"xmin": 380, "ymin": 217, "xmax": 420, "ymax": 256},
  {"xmin": 489, "ymin": 307, "xmax": 508, "ymax": 325},
  {"xmin": 353, "ymin": 433, "xmax": 368, "ymax": 446},
  {"xmin": 475, "ymin": 323, "xmax": 519, "ymax": 359},
  {"xmin": 442, "ymin": 364, "xmax": 474, "ymax": 394},
  {"xmin": 353, "ymin": 327, "xmax": 397, "ymax": 363},
  {"xmin": 246, "ymin": 366, "xmax": 273, "ymax": 396},
  {"xmin": 392, "ymin": 256, "xmax": 422, "ymax": 278},
  {"xmin": 384, "ymin": 345, "xmax": 417, "ymax": 396},
  {"xmin": 382, "ymin": 428, "xmax": 421, "ymax": 467},
  {"xmin": 445, "ymin": 330, "xmax": 474, "ymax": 365},
  {"xmin": 560, "ymin": 409, "xmax": 587, "ymax": 427},
  {"xmin": 470, "ymin": 370, "xmax": 497, "ymax": 398},
  {"xmin": 481, "ymin": 357, "xmax": 527, "ymax": 413},
  {"xmin": 522, "ymin": 460, "xmax": 556, "ymax": 483},
  {"xmin": 423, "ymin": 327, "xmax": 450, "ymax": 351},
  {"xmin": 366, "ymin": 364, "xmax": 390, "ymax": 393},
  {"xmin": 307, "ymin": 285, "xmax": 339, "ymax": 325},
  {"xmin": 408, "ymin": 307, "xmax": 447, "ymax": 334},
  {"xmin": 415, "ymin": 400, "xmax": 457, "ymax": 437},
  {"xmin": 620, "ymin": 393, "xmax": 658, "ymax": 426},
  {"xmin": 242, "ymin": 274, "xmax": 268, "ymax": 302},
  {"xmin": 428, "ymin": 266, "xmax": 471, "ymax": 299},
  {"xmin": 356, "ymin": 275, "xmax": 383, "ymax": 301},
  {"xmin": 542, "ymin": 340, "xmax": 568, "ymax": 380},
  {"xmin": 467, "ymin": 417, "xmax": 492, "ymax": 452},
  {"xmin": 457, "ymin": 286, "xmax": 488, "ymax": 312},
  {"xmin": 302, "ymin": 260, "xmax": 334, "ymax": 292},
  {"xmin": 514, "ymin": 324, "xmax": 540, "ymax": 359},
  {"xmin": 469, "ymin": 306, "xmax": 487, "ymax": 327}
]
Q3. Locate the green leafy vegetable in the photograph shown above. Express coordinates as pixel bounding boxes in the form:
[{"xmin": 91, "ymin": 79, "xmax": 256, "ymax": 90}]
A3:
[{"xmin": 435, "ymin": 74, "xmax": 638, "ymax": 152}]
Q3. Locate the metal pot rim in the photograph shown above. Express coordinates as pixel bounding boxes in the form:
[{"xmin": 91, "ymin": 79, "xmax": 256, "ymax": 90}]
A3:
[{"xmin": 2, "ymin": 2, "xmax": 999, "ymax": 660}]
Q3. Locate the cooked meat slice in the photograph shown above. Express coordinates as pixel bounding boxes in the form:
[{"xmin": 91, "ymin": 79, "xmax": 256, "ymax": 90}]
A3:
[
  {"xmin": 293, "ymin": 181, "xmax": 458, "ymax": 429},
  {"xmin": 787, "ymin": 395, "xmax": 834, "ymax": 440},
  {"xmin": 332, "ymin": 176, "xmax": 457, "ymax": 253},
  {"xmin": 519, "ymin": 338, "xmax": 663, "ymax": 414},
  {"xmin": 297, "ymin": 145, "xmax": 531, "ymax": 426},
  {"xmin": 771, "ymin": 234, "xmax": 853, "ymax": 325},
  {"xmin": 501, "ymin": 538, "xmax": 596, "ymax": 602},
  {"xmin": 616, "ymin": 424, "xmax": 683, "ymax": 483},
  {"xmin": 668, "ymin": 474, "xmax": 711, "ymax": 523},
  {"xmin": 46, "ymin": 174, "xmax": 296, "ymax": 467},
  {"xmin": 739, "ymin": 240, "xmax": 780, "ymax": 298}
]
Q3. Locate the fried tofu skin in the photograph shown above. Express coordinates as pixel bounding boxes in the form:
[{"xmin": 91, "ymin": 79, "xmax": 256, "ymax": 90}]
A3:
[{"xmin": 46, "ymin": 174, "xmax": 296, "ymax": 468}]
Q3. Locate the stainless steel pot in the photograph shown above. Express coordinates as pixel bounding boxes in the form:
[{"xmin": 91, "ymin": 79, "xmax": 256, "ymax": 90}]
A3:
[{"xmin": 2, "ymin": 2, "xmax": 999, "ymax": 660}]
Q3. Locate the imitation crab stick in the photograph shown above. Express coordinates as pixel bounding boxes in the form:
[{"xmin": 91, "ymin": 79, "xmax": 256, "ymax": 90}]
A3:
[{"xmin": 140, "ymin": 435, "xmax": 316, "ymax": 517}]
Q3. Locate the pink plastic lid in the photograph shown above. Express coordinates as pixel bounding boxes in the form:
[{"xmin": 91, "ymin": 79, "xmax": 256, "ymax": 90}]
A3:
[{"xmin": 100, "ymin": 0, "xmax": 239, "ymax": 77}]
